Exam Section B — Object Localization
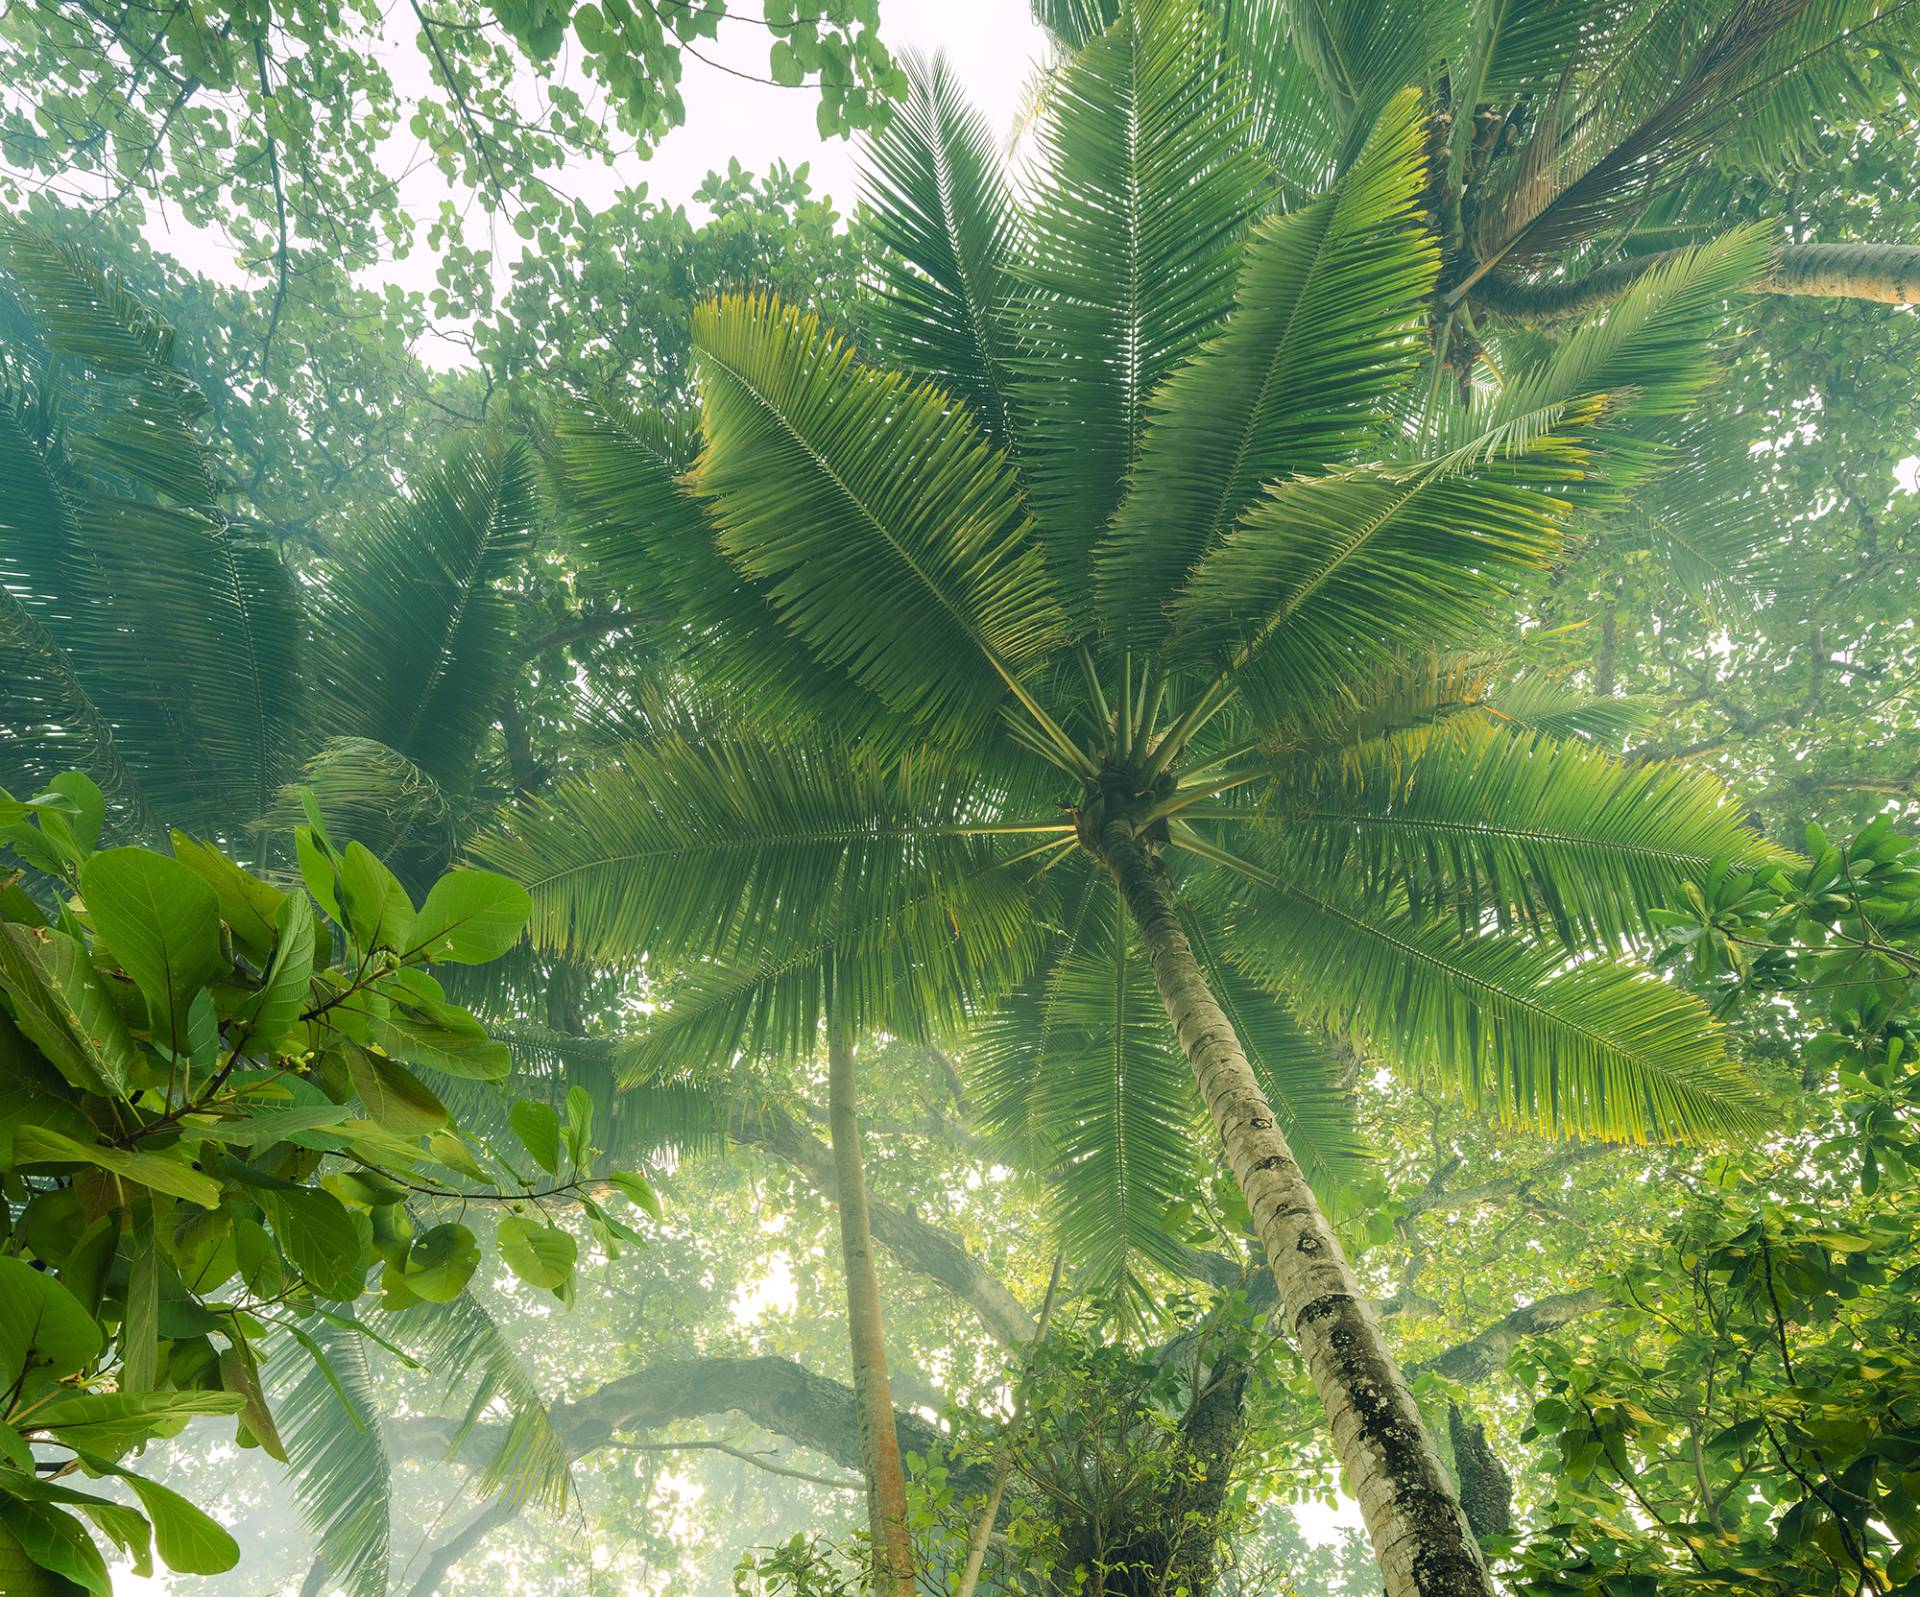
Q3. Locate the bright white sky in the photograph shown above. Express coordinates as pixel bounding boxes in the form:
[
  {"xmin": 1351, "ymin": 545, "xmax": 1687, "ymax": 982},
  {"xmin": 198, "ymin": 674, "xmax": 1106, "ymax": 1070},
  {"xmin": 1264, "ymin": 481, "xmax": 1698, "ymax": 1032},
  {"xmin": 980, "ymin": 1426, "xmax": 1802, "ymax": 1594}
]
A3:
[{"xmin": 134, "ymin": 0, "xmax": 1049, "ymax": 328}]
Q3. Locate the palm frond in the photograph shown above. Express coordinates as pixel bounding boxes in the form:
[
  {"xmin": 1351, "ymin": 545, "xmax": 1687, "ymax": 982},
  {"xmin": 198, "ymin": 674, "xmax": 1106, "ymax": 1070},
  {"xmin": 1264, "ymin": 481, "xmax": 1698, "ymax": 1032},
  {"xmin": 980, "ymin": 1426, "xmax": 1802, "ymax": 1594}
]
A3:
[
  {"xmin": 473, "ymin": 734, "xmax": 1050, "ymax": 966},
  {"xmin": 263, "ymin": 737, "xmax": 465, "ymax": 884},
  {"xmin": 971, "ymin": 893, "xmax": 1202, "ymax": 1317},
  {"xmin": 0, "ymin": 228, "xmax": 304, "ymax": 838},
  {"xmin": 273, "ymin": 1316, "xmax": 391, "ymax": 1597},
  {"xmin": 1262, "ymin": 0, "xmax": 1464, "ymax": 134},
  {"xmin": 311, "ymin": 435, "xmax": 537, "ymax": 793},
  {"xmin": 385, "ymin": 1293, "xmax": 572, "ymax": 1512},
  {"xmin": 613, "ymin": 840, "xmax": 1051, "ymax": 1082},
  {"xmin": 1616, "ymin": 414, "xmax": 1788, "ymax": 608},
  {"xmin": 1015, "ymin": 0, "xmax": 1270, "ymax": 621},
  {"xmin": 1216, "ymin": 857, "xmax": 1765, "ymax": 1142},
  {"xmin": 1258, "ymin": 721, "xmax": 1794, "ymax": 948},
  {"xmin": 1166, "ymin": 425, "xmax": 1595, "ymax": 719},
  {"xmin": 1099, "ymin": 86, "xmax": 1439, "ymax": 640},
  {"xmin": 860, "ymin": 50, "xmax": 1026, "ymax": 450},
  {"xmin": 1459, "ymin": 1, "xmax": 1884, "ymax": 285},
  {"xmin": 1487, "ymin": 226, "xmax": 1775, "ymax": 440},
  {"xmin": 1030, "ymin": 0, "xmax": 1121, "ymax": 51},
  {"xmin": 690, "ymin": 293, "xmax": 1068, "ymax": 740},
  {"xmin": 545, "ymin": 396, "xmax": 908, "ymax": 751}
]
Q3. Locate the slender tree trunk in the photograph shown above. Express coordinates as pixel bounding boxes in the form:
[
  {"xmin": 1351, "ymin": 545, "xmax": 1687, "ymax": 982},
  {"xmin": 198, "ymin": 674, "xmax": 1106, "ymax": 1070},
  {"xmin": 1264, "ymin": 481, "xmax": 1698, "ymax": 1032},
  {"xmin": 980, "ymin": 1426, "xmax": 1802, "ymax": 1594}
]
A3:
[
  {"xmin": 1098, "ymin": 818, "xmax": 1495, "ymax": 1597},
  {"xmin": 1470, "ymin": 240, "xmax": 1920, "ymax": 321},
  {"xmin": 826, "ymin": 1005, "xmax": 917, "ymax": 1596}
]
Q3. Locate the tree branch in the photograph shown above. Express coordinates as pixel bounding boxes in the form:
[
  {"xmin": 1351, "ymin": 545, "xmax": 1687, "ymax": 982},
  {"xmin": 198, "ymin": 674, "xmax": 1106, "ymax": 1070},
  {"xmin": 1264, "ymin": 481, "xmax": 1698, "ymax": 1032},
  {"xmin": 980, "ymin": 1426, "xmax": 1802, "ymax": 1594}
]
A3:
[
  {"xmin": 1408, "ymin": 1288, "xmax": 1612, "ymax": 1384},
  {"xmin": 1471, "ymin": 241, "xmax": 1920, "ymax": 322}
]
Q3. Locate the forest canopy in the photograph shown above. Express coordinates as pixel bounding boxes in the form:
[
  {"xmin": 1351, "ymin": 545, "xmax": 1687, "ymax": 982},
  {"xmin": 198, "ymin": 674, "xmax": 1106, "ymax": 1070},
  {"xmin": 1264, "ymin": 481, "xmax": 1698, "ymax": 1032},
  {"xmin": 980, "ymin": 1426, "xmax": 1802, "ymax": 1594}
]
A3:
[{"xmin": 3, "ymin": 1, "xmax": 1920, "ymax": 1595}]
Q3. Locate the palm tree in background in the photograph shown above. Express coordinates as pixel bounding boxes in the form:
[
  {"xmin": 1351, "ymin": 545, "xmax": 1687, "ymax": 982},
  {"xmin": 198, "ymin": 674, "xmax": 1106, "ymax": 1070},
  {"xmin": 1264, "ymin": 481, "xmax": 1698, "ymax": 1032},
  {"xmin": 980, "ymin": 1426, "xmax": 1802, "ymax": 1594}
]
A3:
[{"xmin": 471, "ymin": 2, "xmax": 1824, "ymax": 1588}]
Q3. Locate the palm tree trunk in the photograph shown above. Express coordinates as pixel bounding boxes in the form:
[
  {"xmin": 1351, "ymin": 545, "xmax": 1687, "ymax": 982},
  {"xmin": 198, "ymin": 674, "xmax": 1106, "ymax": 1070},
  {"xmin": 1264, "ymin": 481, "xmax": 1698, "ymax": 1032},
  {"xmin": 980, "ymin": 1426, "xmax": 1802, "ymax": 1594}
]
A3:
[
  {"xmin": 826, "ymin": 1005, "xmax": 917, "ymax": 1596},
  {"xmin": 1470, "ymin": 240, "xmax": 1920, "ymax": 321},
  {"xmin": 1098, "ymin": 818, "xmax": 1494, "ymax": 1597}
]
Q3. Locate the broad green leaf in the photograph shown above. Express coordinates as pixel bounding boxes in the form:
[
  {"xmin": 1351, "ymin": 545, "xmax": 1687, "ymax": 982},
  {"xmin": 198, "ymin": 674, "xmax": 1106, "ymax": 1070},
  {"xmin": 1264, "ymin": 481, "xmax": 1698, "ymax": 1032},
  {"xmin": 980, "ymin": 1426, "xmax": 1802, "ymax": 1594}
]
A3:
[
  {"xmin": 263, "ymin": 1187, "xmax": 368, "ymax": 1299},
  {"xmin": 24, "ymin": 1391, "xmax": 246, "ymax": 1454},
  {"xmin": 13, "ymin": 1127, "xmax": 222, "ymax": 1208},
  {"xmin": 236, "ymin": 892, "xmax": 315, "ymax": 1050},
  {"xmin": 509, "ymin": 1100, "xmax": 561, "ymax": 1175},
  {"xmin": 0, "ymin": 1471, "xmax": 150, "ymax": 1579},
  {"xmin": 77, "ymin": 848, "xmax": 222, "ymax": 1051},
  {"xmin": 339, "ymin": 842, "xmax": 413, "ymax": 954},
  {"xmin": 0, "ymin": 1501, "xmax": 107, "ymax": 1597},
  {"xmin": 410, "ymin": 869, "xmax": 530, "ymax": 964},
  {"xmin": 564, "ymin": 1085, "xmax": 593, "ymax": 1167},
  {"xmin": 345, "ymin": 1047, "xmax": 447, "ymax": 1134},
  {"xmin": 99, "ymin": 1467, "xmax": 238, "ymax": 1576},
  {"xmin": 217, "ymin": 1343, "xmax": 287, "ymax": 1463},
  {"xmin": 294, "ymin": 827, "xmax": 340, "ymax": 924},
  {"xmin": 399, "ymin": 1223, "xmax": 479, "ymax": 1302},
  {"xmin": 169, "ymin": 833, "xmax": 285, "ymax": 962},
  {"xmin": 0, "ymin": 925, "xmax": 136, "ymax": 1095},
  {"xmin": 0, "ymin": 1256, "xmax": 101, "ymax": 1391},
  {"xmin": 496, "ymin": 1216, "xmax": 576, "ymax": 1290},
  {"xmin": 377, "ymin": 1012, "xmax": 510, "ymax": 1082},
  {"xmin": 43, "ymin": 776, "xmax": 103, "ymax": 853},
  {"xmin": 121, "ymin": 1222, "xmax": 157, "ymax": 1395},
  {"xmin": 606, "ymin": 1170, "xmax": 661, "ymax": 1222}
]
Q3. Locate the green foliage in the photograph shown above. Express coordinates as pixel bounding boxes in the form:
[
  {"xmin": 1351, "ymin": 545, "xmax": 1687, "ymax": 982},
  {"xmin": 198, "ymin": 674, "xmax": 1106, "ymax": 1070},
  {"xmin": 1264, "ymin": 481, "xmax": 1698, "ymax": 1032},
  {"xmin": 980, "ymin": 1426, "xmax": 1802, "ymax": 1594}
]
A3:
[
  {"xmin": 0, "ymin": 779, "xmax": 654, "ymax": 1595},
  {"xmin": 0, "ymin": 2, "xmax": 901, "ymax": 334},
  {"xmin": 1507, "ymin": 823, "xmax": 1920, "ymax": 1594}
]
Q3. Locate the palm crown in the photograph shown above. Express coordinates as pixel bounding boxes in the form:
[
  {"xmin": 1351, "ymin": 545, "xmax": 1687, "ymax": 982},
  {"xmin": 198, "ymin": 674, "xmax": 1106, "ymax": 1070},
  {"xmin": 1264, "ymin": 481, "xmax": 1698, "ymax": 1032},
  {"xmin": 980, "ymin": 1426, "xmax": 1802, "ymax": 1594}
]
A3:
[{"xmin": 483, "ymin": 31, "xmax": 1778, "ymax": 1272}]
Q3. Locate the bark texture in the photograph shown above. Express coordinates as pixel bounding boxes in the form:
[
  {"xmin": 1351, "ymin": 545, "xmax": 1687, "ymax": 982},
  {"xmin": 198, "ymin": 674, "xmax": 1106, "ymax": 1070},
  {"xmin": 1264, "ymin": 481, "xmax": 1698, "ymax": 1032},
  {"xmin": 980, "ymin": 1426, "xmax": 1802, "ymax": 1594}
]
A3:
[
  {"xmin": 1471, "ymin": 241, "xmax": 1920, "ymax": 320},
  {"xmin": 1100, "ymin": 818, "xmax": 1494, "ymax": 1597},
  {"xmin": 1447, "ymin": 1403, "xmax": 1514, "ymax": 1542},
  {"xmin": 827, "ymin": 1012, "xmax": 917, "ymax": 1596}
]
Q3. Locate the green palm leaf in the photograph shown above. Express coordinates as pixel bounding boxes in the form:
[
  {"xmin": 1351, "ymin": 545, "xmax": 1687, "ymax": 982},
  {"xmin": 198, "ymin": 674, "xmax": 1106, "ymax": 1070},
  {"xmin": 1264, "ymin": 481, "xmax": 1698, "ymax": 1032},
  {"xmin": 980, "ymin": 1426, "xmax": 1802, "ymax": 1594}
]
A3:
[
  {"xmin": 690, "ymin": 293, "xmax": 1068, "ymax": 739},
  {"xmin": 274, "ymin": 1318, "xmax": 391, "ymax": 1597},
  {"xmin": 311, "ymin": 435, "xmax": 536, "ymax": 793},
  {"xmin": 0, "ymin": 229, "xmax": 304, "ymax": 837},
  {"xmin": 1213, "ymin": 853, "xmax": 1764, "ymax": 1141},
  {"xmin": 385, "ymin": 1293, "xmax": 572, "ymax": 1512},
  {"xmin": 1099, "ymin": 85, "xmax": 1440, "ymax": 639},
  {"xmin": 1015, "ymin": 0, "xmax": 1270, "ymax": 618},
  {"xmin": 545, "ymin": 396, "xmax": 908, "ymax": 751},
  {"xmin": 1261, "ymin": 721, "xmax": 1795, "ymax": 947},
  {"xmin": 860, "ymin": 50, "xmax": 1025, "ymax": 450},
  {"xmin": 971, "ymin": 898, "xmax": 1200, "ymax": 1315},
  {"xmin": 473, "ymin": 734, "xmax": 1048, "ymax": 965},
  {"xmin": 1166, "ymin": 423, "xmax": 1596, "ymax": 717},
  {"xmin": 613, "ymin": 843, "xmax": 1051, "ymax": 1082}
]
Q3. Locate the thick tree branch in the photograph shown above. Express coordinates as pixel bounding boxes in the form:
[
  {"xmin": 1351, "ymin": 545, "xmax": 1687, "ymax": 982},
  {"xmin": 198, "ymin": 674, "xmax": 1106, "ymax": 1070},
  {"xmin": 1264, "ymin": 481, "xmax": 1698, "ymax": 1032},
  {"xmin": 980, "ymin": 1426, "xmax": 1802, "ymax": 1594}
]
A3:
[
  {"xmin": 1471, "ymin": 241, "xmax": 1920, "ymax": 322},
  {"xmin": 404, "ymin": 1498, "xmax": 516, "ymax": 1597},
  {"xmin": 1408, "ymin": 1289, "xmax": 1612, "ymax": 1384},
  {"xmin": 392, "ymin": 1354, "xmax": 954, "ymax": 1482}
]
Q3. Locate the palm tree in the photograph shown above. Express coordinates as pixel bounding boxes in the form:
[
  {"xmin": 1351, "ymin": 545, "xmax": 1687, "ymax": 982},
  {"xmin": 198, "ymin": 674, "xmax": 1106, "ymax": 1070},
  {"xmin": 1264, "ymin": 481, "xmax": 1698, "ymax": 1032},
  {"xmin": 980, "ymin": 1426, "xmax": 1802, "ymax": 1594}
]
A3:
[{"xmin": 473, "ymin": 6, "xmax": 1802, "ymax": 1591}]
